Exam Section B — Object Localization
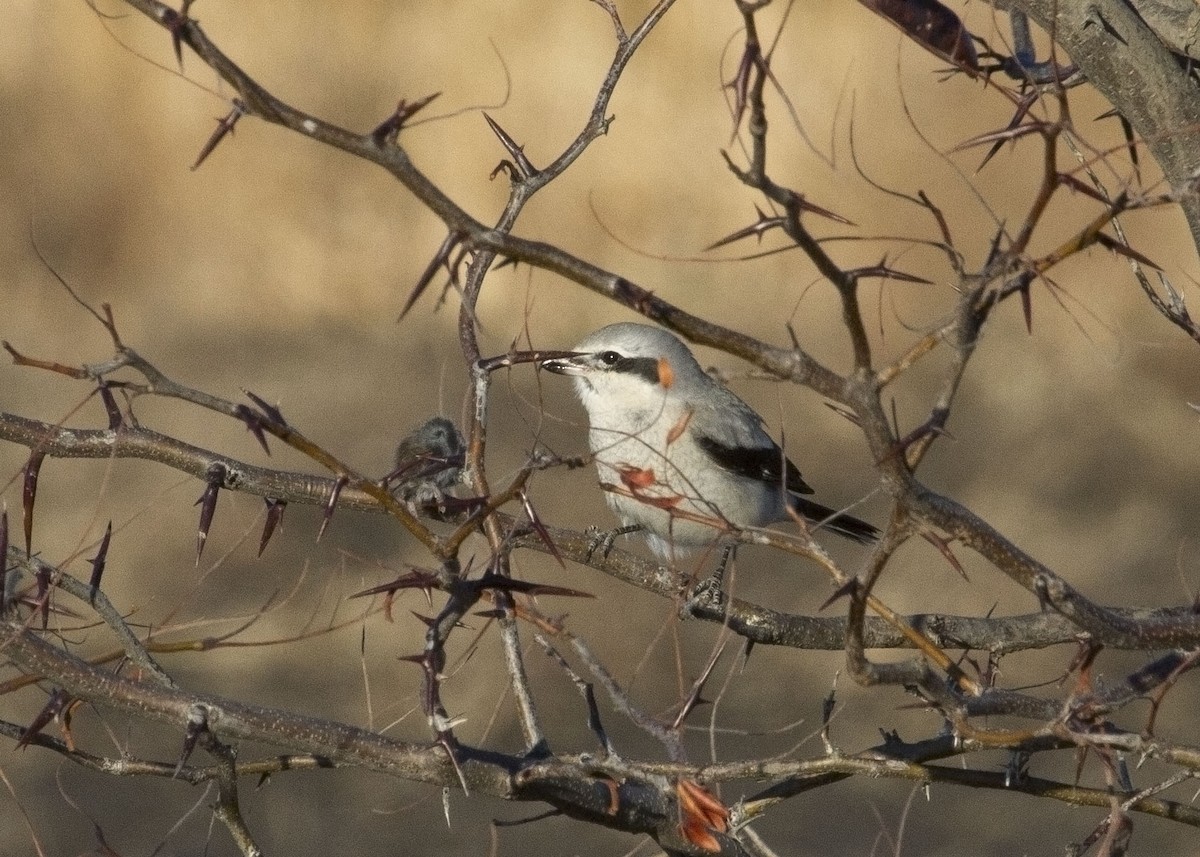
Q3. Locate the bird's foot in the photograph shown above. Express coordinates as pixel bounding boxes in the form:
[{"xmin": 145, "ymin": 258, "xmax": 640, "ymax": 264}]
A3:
[
  {"xmin": 682, "ymin": 544, "xmax": 735, "ymax": 618},
  {"xmin": 583, "ymin": 524, "xmax": 641, "ymax": 563},
  {"xmin": 684, "ymin": 573, "xmax": 727, "ymax": 618}
]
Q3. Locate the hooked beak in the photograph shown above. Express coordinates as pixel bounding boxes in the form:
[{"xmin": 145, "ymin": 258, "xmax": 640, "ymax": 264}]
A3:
[{"xmin": 540, "ymin": 352, "xmax": 589, "ymax": 376}]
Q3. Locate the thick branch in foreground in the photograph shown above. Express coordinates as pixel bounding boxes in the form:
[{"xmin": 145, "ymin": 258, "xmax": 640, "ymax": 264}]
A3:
[
  {"xmin": 4, "ymin": 410, "xmax": 1199, "ymax": 655},
  {"xmin": 6, "ymin": 610, "xmax": 1198, "ymax": 847}
]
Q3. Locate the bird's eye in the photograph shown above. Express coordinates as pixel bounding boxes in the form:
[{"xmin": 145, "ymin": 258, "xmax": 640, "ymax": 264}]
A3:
[{"xmin": 598, "ymin": 351, "xmax": 621, "ymax": 366}]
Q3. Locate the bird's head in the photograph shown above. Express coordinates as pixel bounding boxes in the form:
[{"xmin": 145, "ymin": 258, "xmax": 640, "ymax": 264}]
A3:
[{"xmin": 540, "ymin": 323, "xmax": 706, "ymax": 412}]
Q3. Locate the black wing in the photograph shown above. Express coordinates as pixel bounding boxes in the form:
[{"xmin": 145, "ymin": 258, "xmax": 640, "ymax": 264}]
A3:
[
  {"xmin": 697, "ymin": 433, "xmax": 878, "ymax": 544},
  {"xmin": 695, "ymin": 434, "xmax": 814, "ymax": 495}
]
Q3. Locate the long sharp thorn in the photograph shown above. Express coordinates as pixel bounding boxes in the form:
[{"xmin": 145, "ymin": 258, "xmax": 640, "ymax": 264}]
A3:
[
  {"xmin": 317, "ymin": 475, "xmax": 348, "ymax": 542},
  {"xmin": 258, "ymin": 498, "xmax": 285, "ymax": 557},
  {"xmin": 234, "ymin": 404, "xmax": 272, "ymax": 455},
  {"xmin": 243, "ymin": 390, "xmax": 286, "ymax": 425},
  {"xmin": 724, "ymin": 41, "xmax": 756, "ymax": 137},
  {"xmin": 437, "ymin": 733, "xmax": 470, "ymax": 796},
  {"xmin": 17, "ymin": 689, "xmax": 71, "ymax": 749},
  {"xmin": 519, "ymin": 490, "xmax": 564, "ymax": 568},
  {"xmin": 169, "ymin": 0, "xmax": 193, "ymax": 71},
  {"xmin": 818, "ymin": 578, "xmax": 859, "ymax": 612},
  {"xmin": 350, "ymin": 569, "xmax": 440, "ymax": 604},
  {"xmin": 1095, "ymin": 232, "xmax": 1161, "ymax": 269},
  {"xmin": 400, "ymin": 233, "xmax": 459, "ymax": 321},
  {"xmin": 195, "ymin": 463, "xmax": 225, "ymax": 564},
  {"xmin": 372, "ymin": 92, "xmax": 442, "ymax": 143},
  {"xmin": 192, "ymin": 99, "xmax": 247, "ymax": 171},
  {"xmin": 474, "ymin": 571, "xmax": 592, "ymax": 599},
  {"xmin": 797, "ymin": 196, "xmax": 854, "ymax": 225},
  {"xmin": 673, "ymin": 641, "xmax": 725, "ymax": 729},
  {"xmin": 88, "ymin": 522, "xmax": 113, "ymax": 604},
  {"xmin": 483, "ymin": 112, "xmax": 536, "ymax": 178},
  {"xmin": 705, "ymin": 211, "xmax": 786, "ymax": 251},
  {"xmin": 23, "ymin": 451, "xmax": 45, "ymax": 556}
]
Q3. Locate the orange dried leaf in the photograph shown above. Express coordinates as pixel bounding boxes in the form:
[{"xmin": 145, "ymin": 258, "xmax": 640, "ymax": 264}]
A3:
[
  {"xmin": 680, "ymin": 816, "xmax": 721, "ymax": 853},
  {"xmin": 618, "ymin": 466, "xmax": 657, "ymax": 490},
  {"xmin": 677, "ymin": 779, "xmax": 726, "ymax": 853},
  {"xmin": 667, "ymin": 407, "xmax": 693, "ymax": 445},
  {"xmin": 677, "ymin": 779, "xmax": 730, "ymax": 832}
]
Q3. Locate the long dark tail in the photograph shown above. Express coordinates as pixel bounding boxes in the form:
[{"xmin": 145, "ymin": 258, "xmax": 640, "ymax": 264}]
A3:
[{"xmin": 791, "ymin": 498, "xmax": 879, "ymax": 545}]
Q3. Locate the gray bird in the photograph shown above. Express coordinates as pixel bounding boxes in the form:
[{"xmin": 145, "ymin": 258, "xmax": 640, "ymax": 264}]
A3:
[
  {"xmin": 384, "ymin": 417, "xmax": 466, "ymax": 507},
  {"xmin": 541, "ymin": 323, "xmax": 877, "ymax": 560}
]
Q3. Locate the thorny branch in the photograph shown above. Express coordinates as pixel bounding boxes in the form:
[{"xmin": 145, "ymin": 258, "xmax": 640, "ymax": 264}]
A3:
[{"xmin": 6, "ymin": 0, "xmax": 1200, "ymax": 855}]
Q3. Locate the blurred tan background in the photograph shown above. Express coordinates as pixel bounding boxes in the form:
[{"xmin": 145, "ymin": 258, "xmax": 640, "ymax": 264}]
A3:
[{"xmin": 3, "ymin": 2, "xmax": 1200, "ymax": 855}]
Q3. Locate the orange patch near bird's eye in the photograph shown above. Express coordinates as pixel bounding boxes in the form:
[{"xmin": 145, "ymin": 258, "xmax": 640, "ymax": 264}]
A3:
[
  {"xmin": 657, "ymin": 357, "xmax": 674, "ymax": 388},
  {"xmin": 666, "ymin": 407, "xmax": 693, "ymax": 445}
]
